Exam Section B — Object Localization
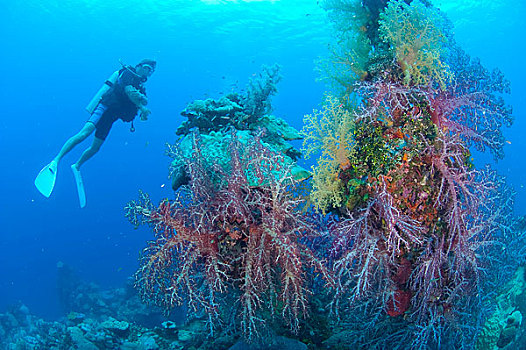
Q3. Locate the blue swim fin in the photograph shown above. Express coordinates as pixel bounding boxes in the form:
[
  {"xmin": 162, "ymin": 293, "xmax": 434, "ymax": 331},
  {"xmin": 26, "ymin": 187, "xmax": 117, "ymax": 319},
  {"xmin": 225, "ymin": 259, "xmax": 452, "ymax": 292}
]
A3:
[
  {"xmin": 71, "ymin": 165, "xmax": 86, "ymax": 208},
  {"xmin": 35, "ymin": 161, "xmax": 58, "ymax": 198}
]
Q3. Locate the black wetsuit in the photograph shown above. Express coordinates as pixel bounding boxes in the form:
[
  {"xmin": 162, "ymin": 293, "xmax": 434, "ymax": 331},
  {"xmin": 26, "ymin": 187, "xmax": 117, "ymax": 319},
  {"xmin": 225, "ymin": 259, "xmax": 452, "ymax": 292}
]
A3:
[{"xmin": 89, "ymin": 67, "xmax": 147, "ymax": 140}]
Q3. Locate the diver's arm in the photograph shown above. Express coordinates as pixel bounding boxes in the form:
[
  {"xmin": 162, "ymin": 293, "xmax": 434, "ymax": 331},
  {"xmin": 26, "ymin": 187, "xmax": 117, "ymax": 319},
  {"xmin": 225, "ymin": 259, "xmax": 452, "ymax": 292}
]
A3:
[
  {"xmin": 124, "ymin": 85, "xmax": 150, "ymax": 120},
  {"xmin": 124, "ymin": 85, "xmax": 147, "ymax": 105}
]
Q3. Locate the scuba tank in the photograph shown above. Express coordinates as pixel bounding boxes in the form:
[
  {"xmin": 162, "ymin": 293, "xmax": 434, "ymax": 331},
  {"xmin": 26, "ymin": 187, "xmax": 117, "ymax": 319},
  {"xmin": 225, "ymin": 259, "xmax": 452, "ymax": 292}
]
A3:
[
  {"xmin": 85, "ymin": 60, "xmax": 145, "ymax": 115},
  {"xmin": 85, "ymin": 70, "xmax": 119, "ymax": 114}
]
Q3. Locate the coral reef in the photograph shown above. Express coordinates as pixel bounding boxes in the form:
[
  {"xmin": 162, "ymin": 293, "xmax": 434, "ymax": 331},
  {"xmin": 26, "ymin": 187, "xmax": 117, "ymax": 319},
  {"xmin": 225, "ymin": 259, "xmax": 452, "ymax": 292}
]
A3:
[
  {"xmin": 126, "ymin": 132, "xmax": 333, "ymax": 341},
  {"xmin": 5, "ymin": 1, "xmax": 524, "ymax": 350},
  {"xmin": 305, "ymin": 0, "xmax": 522, "ymax": 347},
  {"xmin": 176, "ymin": 64, "xmax": 282, "ymax": 136},
  {"xmin": 0, "ymin": 271, "xmax": 309, "ymax": 350},
  {"xmin": 301, "ymin": 95, "xmax": 356, "ymax": 213},
  {"xmin": 318, "ymin": 0, "xmax": 374, "ymax": 97},
  {"xmin": 171, "ymin": 64, "xmax": 306, "ymax": 192},
  {"xmin": 379, "ymin": 0, "xmax": 453, "ymax": 89},
  {"xmin": 4, "ymin": 259, "xmax": 526, "ymax": 349},
  {"xmin": 117, "ymin": 1, "xmax": 520, "ymax": 348}
]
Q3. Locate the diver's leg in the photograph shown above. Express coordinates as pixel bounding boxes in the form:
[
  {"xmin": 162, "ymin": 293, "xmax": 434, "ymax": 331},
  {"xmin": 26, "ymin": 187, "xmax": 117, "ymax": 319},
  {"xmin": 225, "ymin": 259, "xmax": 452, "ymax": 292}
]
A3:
[
  {"xmin": 53, "ymin": 122, "xmax": 96, "ymax": 164},
  {"xmin": 72, "ymin": 137, "xmax": 105, "ymax": 170}
]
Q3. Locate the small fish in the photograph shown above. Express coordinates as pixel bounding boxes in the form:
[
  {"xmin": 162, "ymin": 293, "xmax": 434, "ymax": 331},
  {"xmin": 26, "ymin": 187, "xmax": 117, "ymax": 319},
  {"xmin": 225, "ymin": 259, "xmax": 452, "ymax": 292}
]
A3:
[
  {"xmin": 506, "ymin": 140, "xmax": 512, "ymax": 144},
  {"xmin": 161, "ymin": 184, "xmax": 165, "ymax": 188}
]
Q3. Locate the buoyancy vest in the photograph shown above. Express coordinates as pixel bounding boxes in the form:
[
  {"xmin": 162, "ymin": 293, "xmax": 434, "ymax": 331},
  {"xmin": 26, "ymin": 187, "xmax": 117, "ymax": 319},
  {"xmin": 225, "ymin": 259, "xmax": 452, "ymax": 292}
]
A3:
[{"xmin": 100, "ymin": 67, "xmax": 147, "ymax": 122}]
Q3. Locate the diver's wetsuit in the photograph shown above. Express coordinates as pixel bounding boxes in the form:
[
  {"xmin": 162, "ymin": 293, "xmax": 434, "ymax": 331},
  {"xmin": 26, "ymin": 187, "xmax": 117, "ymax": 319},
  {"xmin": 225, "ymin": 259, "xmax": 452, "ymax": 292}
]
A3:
[{"xmin": 87, "ymin": 68, "xmax": 147, "ymax": 140}]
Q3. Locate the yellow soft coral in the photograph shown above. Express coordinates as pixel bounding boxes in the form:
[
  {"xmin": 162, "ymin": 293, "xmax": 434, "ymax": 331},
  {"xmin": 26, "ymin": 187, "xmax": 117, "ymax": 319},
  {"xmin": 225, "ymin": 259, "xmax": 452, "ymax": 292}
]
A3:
[
  {"xmin": 318, "ymin": 0, "xmax": 373, "ymax": 100},
  {"xmin": 301, "ymin": 95, "xmax": 355, "ymax": 213},
  {"xmin": 379, "ymin": 0, "xmax": 453, "ymax": 90}
]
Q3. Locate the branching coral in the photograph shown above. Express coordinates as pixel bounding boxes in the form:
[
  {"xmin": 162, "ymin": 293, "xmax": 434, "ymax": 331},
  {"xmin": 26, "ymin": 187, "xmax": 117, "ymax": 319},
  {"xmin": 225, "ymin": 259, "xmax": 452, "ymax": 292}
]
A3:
[
  {"xmin": 301, "ymin": 95, "xmax": 356, "ymax": 213},
  {"xmin": 311, "ymin": 50, "xmax": 514, "ymax": 344},
  {"xmin": 126, "ymin": 131, "xmax": 333, "ymax": 341},
  {"xmin": 318, "ymin": 0, "xmax": 375, "ymax": 100},
  {"xmin": 242, "ymin": 63, "xmax": 282, "ymax": 121},
  {"xmin": 124, "ymin": 1, "xmax": 519, "ymax": 348},
  {"xmin": 379, "ymin": 0, "xmax": 453, "ymax": 90},
  {"xmin": 325, "ymin": 80, "xmax": 515, "ymax": 345},
  {"xmin": 431, "ymin": 47, "xmax": 513, "ymax": 159}
]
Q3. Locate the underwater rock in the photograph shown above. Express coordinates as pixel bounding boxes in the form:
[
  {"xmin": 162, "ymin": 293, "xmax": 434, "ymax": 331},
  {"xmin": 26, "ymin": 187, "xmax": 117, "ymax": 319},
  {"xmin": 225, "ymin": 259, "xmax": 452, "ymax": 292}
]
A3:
[
  {"xmin": 178, "ymin": 95, "xmax": 244, "ymax": 135},
  {"xmin": 321, "ymin": 329, "xmax": 356, "ymax": 349},
  {"xmin": 0, "ymin": 265, "xmax": 193, "ymax": 349},
  {"xmin": 100, "ymin": 316, "xmax": 130, "ymax": 336},
  {"xmin": 254, "ymin": 115, "xmax": 302, "ymax": 141},
  {"xmin": 18, "ymin": 304, "xmax": 30, "ymax": 315},
  {"xmin": 0, "ymin": 282, "xmax": 310, "ymax": 350},
  {"xmin": 229, "ymin": 335, "xmax": 307, "ymax": 350},
  {"xmin": 477, "ymin": 317, "xmax": 502, "ymax": 350},
  {"xmin": 137, "ymin": 334, "xmax": 160, "ymax": 350},
  {"xmin": 497, "ymin": 325, "xmax": 518, "ymax": 348},
  {"xmin": 57, "ymin": 268, "xmax": 171, "ymax": 329},
  {"xmin": 1, "ymin": 312, "xmax": 19, "ymax": 328},
  {"xmin": 495, "ymin": 310, "xmax": 523, "ymax": 348},
  {"xmin": 67, "ymin": 311, "xmax": 86, "ymax": 325},
  {"xmin": 121, "ymin": 340, "xmax": 140, "ymax": 350},
  {"xmin": 161, "ymin": 320, "xmax": 177, "ymax": 329},
  {"xmin": 508, "ymin": 310, "xmax": 523, "ymax": 327},
  {"xmin": 9, "ymin": 303, "xmax": 31, "ymax": 327},
  {"xmin": 176, "ymin": 319, "xmax": 206, "ymax": 345},
  {"xmin": 177, "ymin": 329, "xmax": 193, "ymax": 342},
  {"xmin": 477, "ymin": 266, "xmax": 526, "ymax": 350},
  {"xmin": 67, "ymin": 326, "xmax": 98, "ymax": 350}
]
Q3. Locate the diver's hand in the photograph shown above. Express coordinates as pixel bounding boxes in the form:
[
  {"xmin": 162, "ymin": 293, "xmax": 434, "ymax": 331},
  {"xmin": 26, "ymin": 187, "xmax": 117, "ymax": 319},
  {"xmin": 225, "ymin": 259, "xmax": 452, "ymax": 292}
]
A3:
[{"xmin": 139, "ymin": 106, "xmax": 151, "ymax": 121}]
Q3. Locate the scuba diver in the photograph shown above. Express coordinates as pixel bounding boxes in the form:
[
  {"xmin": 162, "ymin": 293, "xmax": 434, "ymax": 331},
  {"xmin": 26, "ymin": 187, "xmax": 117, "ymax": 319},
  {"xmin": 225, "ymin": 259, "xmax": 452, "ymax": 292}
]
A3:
[{"xmin": 35, "ymin": 59, "xmax": 156, "ymax": 208}]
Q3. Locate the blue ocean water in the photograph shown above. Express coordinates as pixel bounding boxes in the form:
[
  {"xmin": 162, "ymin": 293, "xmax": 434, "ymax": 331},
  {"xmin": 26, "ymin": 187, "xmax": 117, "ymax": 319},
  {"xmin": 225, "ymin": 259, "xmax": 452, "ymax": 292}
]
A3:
[{"xmin": 0, "ymin": 0, "xmax": 524, "ymax": 322}]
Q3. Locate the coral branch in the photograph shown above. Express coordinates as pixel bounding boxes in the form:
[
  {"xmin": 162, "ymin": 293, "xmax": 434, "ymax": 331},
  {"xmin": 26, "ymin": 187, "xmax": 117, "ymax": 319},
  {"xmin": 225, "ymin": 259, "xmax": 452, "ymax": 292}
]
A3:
[{"xmin": 127, "ymin": 131, "xmax": 333, "ymax": 340}]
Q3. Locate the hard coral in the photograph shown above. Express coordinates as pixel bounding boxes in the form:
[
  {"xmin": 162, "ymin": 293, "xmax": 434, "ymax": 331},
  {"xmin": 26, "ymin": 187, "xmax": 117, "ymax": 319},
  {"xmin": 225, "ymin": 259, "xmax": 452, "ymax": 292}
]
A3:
[{"xmin": 176, "ymin": 64, "xmax": 282, "ymax": 136}]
